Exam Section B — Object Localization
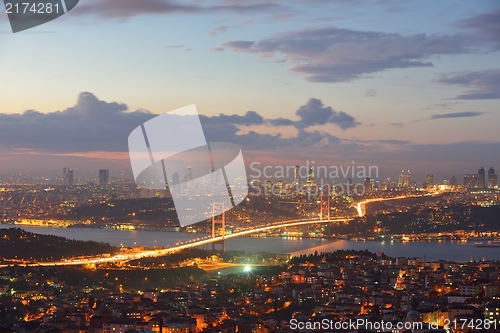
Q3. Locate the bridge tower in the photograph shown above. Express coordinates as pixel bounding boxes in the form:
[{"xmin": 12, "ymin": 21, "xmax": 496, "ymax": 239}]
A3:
[
  {"xmin": 319, "ymin": 190, "xmax": 330, "ymax": 221},
  {"xmin": 211, "ymin": 202, "xmax": 226, "ymax": 253},
  {"xmin": 319, "ymin": 190, "xmax": 331, "ymax": 237}
]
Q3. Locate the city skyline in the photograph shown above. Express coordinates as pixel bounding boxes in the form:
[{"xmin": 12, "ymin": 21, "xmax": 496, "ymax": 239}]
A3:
[{"xmin": 38, "ymin": 164, "xmax": 500, "ymax": 189}]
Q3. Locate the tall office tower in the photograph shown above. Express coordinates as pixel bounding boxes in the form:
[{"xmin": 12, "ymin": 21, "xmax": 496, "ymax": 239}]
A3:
[
  {"xmin": 478, "ymin": 167, "xmax": 486, "ymax": 188},
  {"xmin": 488, "ymin": 167, "xmax": 497, "ymax": 188},
  {"xmin": 405, "ymin": 170, "xmax": 411, "ymax": 188},
  {"xmin": 449, "ymin": 175, "xmax": 457, "ymax": 187},
  {"xmin": 425, "ymin": 174, "xmax": 433, "ymax": 189},
  {"xmin": 63, "ymin": 167, "xmax": 74, "ymax": 186},
  {"xmin": 385, "ymin": 177, "xmax": 391, "ymax": 191},
  {"xmin": 464, "ymin": 174, "xmax": 473, "ymax": 187},
  {"xmin": 398, "ymin": 169, "xmax": 405, "ymax": 188},
  {"xmin": 364, "ymin": 178, "xmax": 372, "ymax": 194},
  {"xmin": 471, "ymin": 174, "xmax": 478, "ymax": 188},
  {"xmin": 99, "ymin": 169, "xmax": 109, "ymax": 185},
  {"xmin": 171, "ymin": 172, "xmax": 180, "ymax": 185},
  {"xmin": 308, "ymin": 167, "xmax": 314, "ymax": 184},
  {"xmin": 293, "ymin": 166, "xmax": 299, "ymax": 186}
]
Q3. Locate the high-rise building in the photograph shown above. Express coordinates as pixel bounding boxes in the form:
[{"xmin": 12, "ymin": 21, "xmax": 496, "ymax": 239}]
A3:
[
  {"xmin": 488, "ymin": 167, "xmax": 497, "ymax": 188},
  {"xmin": 99, "ymin": 169, "xmax": 109, "ymax": 185},
  {"xmin": 385, "ymin": 177, "xmax": 391, "ymax": 191},
  {"xmin": 293, "ymin": 166, "xmax": 299, "ymax": 186},
  {"xmin": 449, "ymin": 175, "xmax": 457, "ymax": 187},
  {"xmin": 478, "ymin": 167, "xmax": 486, "ymax": 188},
  {"xmin": 308, "ymin": 167, "xmax": 314, "ymax": 184},
  {"xmin": 171, "ymin": 172, "xmax": 180, "ymax": 184},
  {"xmin": 63, "ymin": 167, "xmax": 73, "ymax": 186},
  {"xmin": 464, "ymin": 174, "xmax": 474, "ymax": 188},
  {"xmin": 398, "ymin": 169, "xmax": 405, "ymax": 188},
  {"xmin": 398, "ymin": 169, "xmax": 410, "ymax": 189},
  {"xmin": 364, "ymin": 178, "xmax": 372, "ymax": 194},
  {"xmin": 425, "ymin": 174, "xmax": 433, "ymax": 189},
  {"xmin": 405, "ymin": 170, "xmax": 411, "ymax": 188}
]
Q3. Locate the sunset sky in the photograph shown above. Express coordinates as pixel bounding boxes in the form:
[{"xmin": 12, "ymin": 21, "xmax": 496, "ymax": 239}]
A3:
[{"xmin": 0, "ymin": 0, "xmax": 499, "ymax": 182}]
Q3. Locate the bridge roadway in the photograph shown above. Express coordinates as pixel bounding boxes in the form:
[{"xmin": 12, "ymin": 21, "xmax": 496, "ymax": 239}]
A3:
[
  {"xmin": 3, "ymin": 192, "xmax": 441, "ymax": 267},
  {"xmin": 355, "ymin": 192, "xmax": 439, "ymax": 217},
  {"xmin": 3, "ymin": 217, "xmax": 351, "ymax": 267}
]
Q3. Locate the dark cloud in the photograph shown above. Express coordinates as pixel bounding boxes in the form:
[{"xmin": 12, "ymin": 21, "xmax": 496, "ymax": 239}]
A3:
[
  {"xmin": 436, "ymin": 69, "xmax": 500, "ymax": 100},
  {"xmin": 208, "ymin": 25, "xmax": 235, "ymax": 37},
  {"xmin": 373, "ymin": 139, "xmax": 410, "ymax": 144},
  {"xmin": 0, "ymin": 93, "xmax": 356, "ymax": 153},
  {"xmin": 200, "ymin": 110, "xmax": 264, "ymax": 126},
  {"xmin": 0, "ymin": 93, "xmax": 497, "ymax": 179},
  {"xmin": 430, "ymin": 111, "xmax": 484, "ymax": 120},
  {"xmin": 410, "ymin": 111, "xmax": 485, "ymax": 123},
  {"xmin": 210, "ymin": 47, "xmax": 225, "ymax": 52},
  {"xmin": 222, "ymin": 27, "xmax": 479, "ymax": 83},
  {"xmin": 418, "ymin": 101, "xmax": 463, "ymax": 111},
  {"xmin": 296, "ymin": 98, "xmax": 332, "ymax": 126},
  {"xmin": 390, "ymin": 123, "xmax": 404, "ymax": 127},
  {"xmin": 72, "ymin": 0, "xmax": 281, "ymax": 20},
  {"xmin": 347, "ymin": 138, "xmax": 411, "ymax": 145},
  {"xmin": 295, "ymin": 98, "xmax": 359, "ymax": 129},
  {"xmin": 223, "ymin": 40, "xmax": 254, "ymax": 49},
  {"xmin": 461, "ymin": 8, "xmax": 500, "ymax": 48},
  {"xmin": 268, "ymin": 118, "xmax": 295, "ymax": 126},
  {"xmin": 0, "ymin": 92, "xmax": 154, "ymax": 152}
]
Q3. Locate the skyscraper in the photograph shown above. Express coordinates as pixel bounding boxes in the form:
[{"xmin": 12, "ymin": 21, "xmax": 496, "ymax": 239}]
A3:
[
  {"xmin": 99, "ymin": 169, "xmax": 109, "ymax": 185},
  {"xmin": 398, "ymin": 169, "xmax": 405, "ymax": 188},
  {"xmin": 364, "ymin": 178, "xmax": 372, "ymax": 194},
  {"xmin": 308, "ymin": 167, "xmax": 314, "ymax": 184},
  {"xmin": 171, "ymin": 172, "xmax": 180, "ymax": 185},
  {"xmin": 478, "ymin": 167, "xmax": 486, "ymax": 188},
  {"xmin": 63, "ymin": 167, "xmax": 73, "ymax": 186},
  {"xmin": 488, "ymin": 167, "xmax": 497, "ymax": 188},
  {"xmin": 293, "ymin": 166, "xmax": 299, "ymax": 186},
  {"xmin": 385, "ymin": 177, "xmax": 391, "ymax": 191},
  {"xmin": 464, "ymin": 174, "xmax": 473, "ymax": 188},
  {"xmin": 425, "ymin": 174, "xmax": 433, "ymax": 189},
  {"xmin": 405, "ymin": 170, "xmax": 411, "ymax": 188},
  {"xmin": 449, "ymin": 175, "xmax": 457, "ymax": 187}
]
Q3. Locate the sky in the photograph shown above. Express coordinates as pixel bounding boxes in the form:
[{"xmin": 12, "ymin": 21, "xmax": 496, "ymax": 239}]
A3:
[{"xmin": 0, "ymin": 0, "xmax": 499, "ymax": 184}]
